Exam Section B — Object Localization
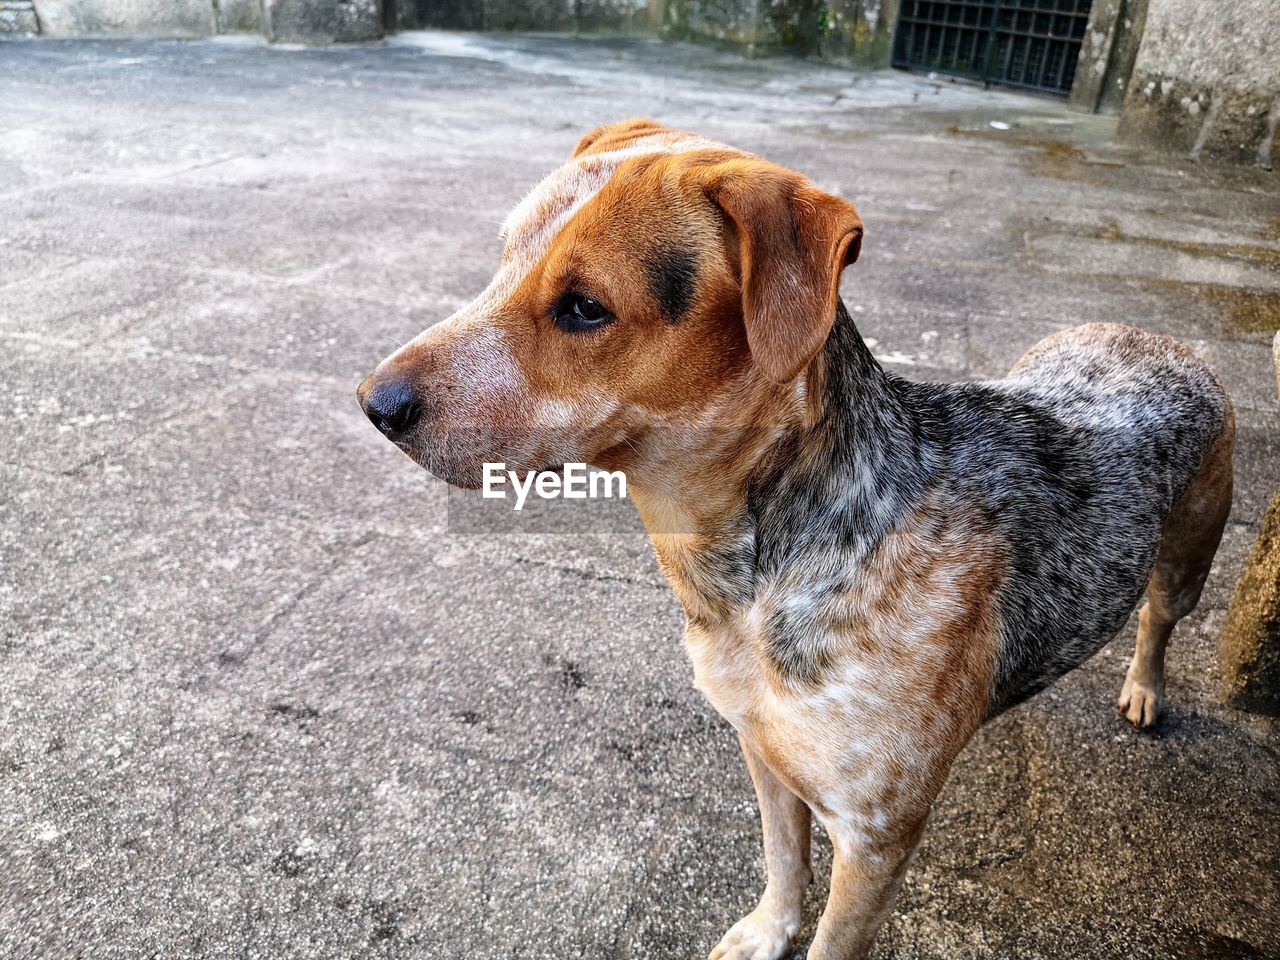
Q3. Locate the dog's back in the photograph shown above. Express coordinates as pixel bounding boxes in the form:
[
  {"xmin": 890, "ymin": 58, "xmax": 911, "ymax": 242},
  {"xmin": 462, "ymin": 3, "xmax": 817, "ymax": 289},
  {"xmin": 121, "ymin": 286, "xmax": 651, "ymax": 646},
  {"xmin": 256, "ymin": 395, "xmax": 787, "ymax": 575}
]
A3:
[{"xmin": 910, "ymin": 323, "xmax": 1232, "ymax": 714}]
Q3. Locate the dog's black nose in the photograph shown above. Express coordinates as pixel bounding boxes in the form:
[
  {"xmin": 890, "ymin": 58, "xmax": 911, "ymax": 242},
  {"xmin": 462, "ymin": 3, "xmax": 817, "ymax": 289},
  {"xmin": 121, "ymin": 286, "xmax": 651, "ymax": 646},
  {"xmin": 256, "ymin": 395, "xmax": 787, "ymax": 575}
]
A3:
[{"xmin": 357, "ymin": 375, "xmax": 421, "ymax": 440}]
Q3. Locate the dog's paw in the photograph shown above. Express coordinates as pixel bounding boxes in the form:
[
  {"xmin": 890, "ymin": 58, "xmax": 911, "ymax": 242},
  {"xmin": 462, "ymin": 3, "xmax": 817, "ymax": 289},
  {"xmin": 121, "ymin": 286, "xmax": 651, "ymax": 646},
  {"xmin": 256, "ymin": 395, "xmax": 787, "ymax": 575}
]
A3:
[
  {"xmin": 708, "ymin": 907, "xmax": 800, "ymax": 960},
  {"xmin": 1117, "ymin": 673, "xmax": 1164, "ymax": 729}
]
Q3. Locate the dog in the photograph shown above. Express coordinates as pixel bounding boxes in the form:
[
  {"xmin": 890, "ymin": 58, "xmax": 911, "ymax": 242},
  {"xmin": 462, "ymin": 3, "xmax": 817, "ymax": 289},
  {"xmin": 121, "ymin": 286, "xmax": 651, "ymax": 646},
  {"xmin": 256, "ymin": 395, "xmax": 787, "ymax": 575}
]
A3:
[{"xmin": 356, "ymin": 119, "xmax": 1234, "ymax": 960}]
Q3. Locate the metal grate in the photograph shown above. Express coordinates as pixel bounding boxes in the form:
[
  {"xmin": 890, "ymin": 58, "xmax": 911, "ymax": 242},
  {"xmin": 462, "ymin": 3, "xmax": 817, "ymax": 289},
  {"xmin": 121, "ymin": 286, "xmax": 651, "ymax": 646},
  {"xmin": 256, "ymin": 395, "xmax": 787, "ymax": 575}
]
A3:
[{"xmin": 892, "ymin": 0, "xmax": 1093, "ymax": 96}]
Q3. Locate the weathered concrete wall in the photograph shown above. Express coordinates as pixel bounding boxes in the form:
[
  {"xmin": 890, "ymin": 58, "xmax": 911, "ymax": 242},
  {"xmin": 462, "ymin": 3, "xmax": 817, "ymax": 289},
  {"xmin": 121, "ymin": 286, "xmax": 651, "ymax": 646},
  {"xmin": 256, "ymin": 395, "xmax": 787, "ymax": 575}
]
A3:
[
  {"xmin": 262, "ymin": 0, "xmax": 382, "ymax": 42},
  {"xmin": 573, "ymin": 0, "xmax": 653, "ymax": 31},
  {"xmin": 662, "ymin": 0, "xmax": 893, "ymax": 63},
  {"xmin": 394, "ymin": 0, "xmax": 482, "ymax": 29},
  {"xmin": 1119, "ymin": 0, "xmax": 1280, "ymax": 167},
  {"xmin": 19, "ymin": 0, "xmax": 655, "ymax": 37},
  {"xmin": 819, "ymin": 0, "xmax": 896, "ymax": 66},
  {"xmin": 0, "ymin": 0, "xmax": 40, "ymax": 34},
  {"xmin": 662, "ymin": 0, "xmax": 759, "ymax": 50},
  {"xmin": 32, "ymin": 0, "xmax": 214, "ymax": 36},
  {"xmin": 1070, "ymin": 0, "xmax": 1147, "ymax": 113},
  {"xmin": 1218, "ymin": 335, "xmax": 1280, "ymax": 715},
  {"xmin": 214, "ymin": 0, "xmax": 263, "ymax": 33},
  {"xmin": 397, "ymin": 0, "xmax": 653, "ymax": 32},
  {"xmin": 1220, "ymin": 488, "xmax": 1280, "ymax": 716}
]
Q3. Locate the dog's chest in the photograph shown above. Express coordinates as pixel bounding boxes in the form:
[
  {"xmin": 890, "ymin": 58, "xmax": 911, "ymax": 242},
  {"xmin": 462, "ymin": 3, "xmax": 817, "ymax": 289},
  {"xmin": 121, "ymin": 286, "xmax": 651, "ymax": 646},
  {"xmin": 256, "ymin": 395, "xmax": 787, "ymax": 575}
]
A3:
[
  {"xmin": 682, "ymin": 576, "xmax": 916, "ymax": 740},
  {"xmin": 676, "ymin": 509, "xmax": 1005, "ymax": 769},
  {"xmin": 683, "ymin": 603, "xmax": 781, "ymax": 732}
]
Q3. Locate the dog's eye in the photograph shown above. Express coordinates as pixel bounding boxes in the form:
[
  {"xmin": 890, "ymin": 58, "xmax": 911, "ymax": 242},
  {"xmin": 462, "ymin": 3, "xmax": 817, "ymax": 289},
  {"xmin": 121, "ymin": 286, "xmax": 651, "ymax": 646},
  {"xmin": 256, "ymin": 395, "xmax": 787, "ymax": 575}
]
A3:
[{"xmin": 553, "ymin": 293, "xmax": 614, "ymax": 333}]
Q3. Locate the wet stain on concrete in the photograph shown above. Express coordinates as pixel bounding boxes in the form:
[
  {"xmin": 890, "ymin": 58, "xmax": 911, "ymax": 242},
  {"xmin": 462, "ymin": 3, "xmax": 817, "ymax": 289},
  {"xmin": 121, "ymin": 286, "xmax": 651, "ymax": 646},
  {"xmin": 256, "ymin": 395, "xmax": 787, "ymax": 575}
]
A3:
[
  {"xmin": 561, "ymin": 659, "xmax": 588, "ymax": 692},
  {"xmin": 944, "ymin": 126, "xmax": 1124, "ymax": 183},
  {"xmin": 271, "ymin": 848, "xmax": 307, "ymax": 878},
  {"xmin": 542, "ymin": 653, "xmax": 589, "ymax": 693},
  {"xmin": 368, "ymin": 900, "xmax": 409, "ymax": 944},
  {"xmin": 269, "ymin": 701, "xmax": 322, "ymax": 725},
  {"xmin": 1121, "ymin": 277, "xmax": 1280, "ymax": 337},
  {"xmin": 1025, "ymin": 217, "xmax": 1280, "ymax": 336},
  {"xmin": 1093, "ymin": 220, "xmax": 1280, "ymax": 334},
  {"xmin": 1197, "ymin": 285, "xmax": 1280, "ymax": 335},
  {"xmin": 334, "ymin": 894, "xmax": 416, "ymax": 944},
  {"xmin": 1095, "ymin": 220, "xmax": 1280, "ymax": 270}
]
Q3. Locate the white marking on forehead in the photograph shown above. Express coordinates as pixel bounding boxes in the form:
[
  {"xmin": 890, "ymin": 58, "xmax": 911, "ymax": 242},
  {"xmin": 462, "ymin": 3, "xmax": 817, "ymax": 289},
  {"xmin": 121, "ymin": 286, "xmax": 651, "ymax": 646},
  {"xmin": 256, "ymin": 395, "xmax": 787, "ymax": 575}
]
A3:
[{"xmin": 498, "ymin": 133, "xmax": 727, "ymax": 267}]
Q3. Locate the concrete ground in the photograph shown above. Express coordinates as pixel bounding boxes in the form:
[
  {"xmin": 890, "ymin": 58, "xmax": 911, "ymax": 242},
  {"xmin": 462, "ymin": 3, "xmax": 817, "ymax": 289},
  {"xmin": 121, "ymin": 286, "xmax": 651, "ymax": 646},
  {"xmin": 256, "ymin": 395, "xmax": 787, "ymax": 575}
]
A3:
[{"xmin": 2, "ymin": 31, "xmax": 1279, "ymax": 960}]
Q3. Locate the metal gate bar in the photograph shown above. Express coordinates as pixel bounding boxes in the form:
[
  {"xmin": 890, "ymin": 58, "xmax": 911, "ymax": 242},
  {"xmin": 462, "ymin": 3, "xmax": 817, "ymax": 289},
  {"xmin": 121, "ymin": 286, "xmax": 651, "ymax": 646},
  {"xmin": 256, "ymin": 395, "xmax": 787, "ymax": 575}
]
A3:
[{"xmin": 892, "ymin": 0, "xmax": 1092, "ymax": 96}]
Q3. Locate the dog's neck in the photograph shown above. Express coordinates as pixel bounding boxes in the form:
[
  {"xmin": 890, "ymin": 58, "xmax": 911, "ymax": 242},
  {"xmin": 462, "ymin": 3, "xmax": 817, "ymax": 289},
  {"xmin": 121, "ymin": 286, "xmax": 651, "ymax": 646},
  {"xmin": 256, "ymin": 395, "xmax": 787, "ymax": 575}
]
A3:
[{"xmin": 625, "ymin": 302, "xmax": 938, "ymax": 623}]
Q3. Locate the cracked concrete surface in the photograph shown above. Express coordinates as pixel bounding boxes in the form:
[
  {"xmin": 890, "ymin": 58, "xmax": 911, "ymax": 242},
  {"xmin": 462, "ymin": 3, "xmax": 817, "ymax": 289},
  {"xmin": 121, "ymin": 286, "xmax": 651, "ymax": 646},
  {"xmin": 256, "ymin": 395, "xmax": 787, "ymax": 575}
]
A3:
[{"xmin": 2, "ymin": 31, "xmax": 1279, "ymax": 960}]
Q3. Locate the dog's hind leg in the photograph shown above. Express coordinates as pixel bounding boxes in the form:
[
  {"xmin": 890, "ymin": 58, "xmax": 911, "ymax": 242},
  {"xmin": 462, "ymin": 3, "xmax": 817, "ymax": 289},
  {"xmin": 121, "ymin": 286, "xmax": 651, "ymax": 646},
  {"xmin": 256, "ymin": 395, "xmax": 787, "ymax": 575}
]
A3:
[
  {"xmin": 1118, "ymin": 407, "xmax": 1234, "ymax": 729},
  {"xmin": 708, "ymin": 737, "xmax": 812, "ymax": 960}
]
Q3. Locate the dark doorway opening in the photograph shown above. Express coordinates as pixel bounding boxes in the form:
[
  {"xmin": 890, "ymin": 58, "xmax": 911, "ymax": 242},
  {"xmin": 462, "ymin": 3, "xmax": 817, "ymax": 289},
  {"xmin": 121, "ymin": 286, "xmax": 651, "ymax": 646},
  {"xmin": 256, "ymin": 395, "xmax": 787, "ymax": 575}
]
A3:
[
  {"xmin": 892, "ymin": 0, "xmax": 1093, "ymax": 96},
  {"xmin": 387, "ymin": 0, "xmax": 484, "ymax": 30}
]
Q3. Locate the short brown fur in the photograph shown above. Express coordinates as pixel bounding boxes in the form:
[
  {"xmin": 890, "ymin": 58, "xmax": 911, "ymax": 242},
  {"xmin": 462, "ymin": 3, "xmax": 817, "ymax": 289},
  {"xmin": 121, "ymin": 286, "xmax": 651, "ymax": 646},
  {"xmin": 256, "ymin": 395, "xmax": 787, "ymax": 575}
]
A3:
[{"xmin": 357, "ymin": 122, "xmax": 1235, "ymax": 960}]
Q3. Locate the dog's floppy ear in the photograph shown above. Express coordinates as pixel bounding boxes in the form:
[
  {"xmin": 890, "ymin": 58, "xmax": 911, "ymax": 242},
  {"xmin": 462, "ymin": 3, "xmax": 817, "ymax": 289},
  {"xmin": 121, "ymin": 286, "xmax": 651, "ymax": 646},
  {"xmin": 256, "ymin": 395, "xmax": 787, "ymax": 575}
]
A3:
[
  {"xmin": 573, "ymin": 118, "xmax": 667, "ymax": 158},
  {"xmin": 696, "ymin": 159, "xmax": 863, "ymax": 384}
]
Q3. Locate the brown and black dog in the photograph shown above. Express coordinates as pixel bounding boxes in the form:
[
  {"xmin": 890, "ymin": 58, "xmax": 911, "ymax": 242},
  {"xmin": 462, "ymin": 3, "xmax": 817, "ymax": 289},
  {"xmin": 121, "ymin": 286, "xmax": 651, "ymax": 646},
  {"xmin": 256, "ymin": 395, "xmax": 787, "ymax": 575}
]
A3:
[{"xmin": 357, "ymin": 120, "xmax": 1234, "ymax": 959}]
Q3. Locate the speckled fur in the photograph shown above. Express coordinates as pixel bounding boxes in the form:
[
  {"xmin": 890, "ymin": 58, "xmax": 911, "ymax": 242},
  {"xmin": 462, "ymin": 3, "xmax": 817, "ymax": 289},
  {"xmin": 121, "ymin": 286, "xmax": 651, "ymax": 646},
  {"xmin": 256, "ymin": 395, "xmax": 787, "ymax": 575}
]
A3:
[
  {"xmin": 734, "ymin": 311, "xmax": 1232, "ymax": 715},
  {"xmin": 655, "ymin": 307, "xmax": 1232, "ymax": 960},
  {"xmin": 358, "ymin": 120, "xmax": 1236, "ymax": 960}
]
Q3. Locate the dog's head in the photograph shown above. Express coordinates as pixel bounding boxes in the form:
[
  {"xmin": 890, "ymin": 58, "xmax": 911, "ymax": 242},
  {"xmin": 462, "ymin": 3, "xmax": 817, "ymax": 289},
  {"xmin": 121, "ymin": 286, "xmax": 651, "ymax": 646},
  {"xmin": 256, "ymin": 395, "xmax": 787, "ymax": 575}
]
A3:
[{"xmin": 357, "ymin": 119, "xmax": 862, "ymax": 488}]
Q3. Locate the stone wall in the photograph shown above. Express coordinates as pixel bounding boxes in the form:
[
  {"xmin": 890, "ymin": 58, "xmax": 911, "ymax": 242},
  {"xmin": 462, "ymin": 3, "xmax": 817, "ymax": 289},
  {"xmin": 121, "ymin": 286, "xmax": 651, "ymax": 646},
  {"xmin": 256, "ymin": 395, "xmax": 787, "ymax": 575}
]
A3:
[
  {"xmin": 1070, "ymin": 0, "xmax": 1147, "ymax": 113},
  {"xmin": 662, "ymin": 0, "xmax": 895, "ymax": 64},
  {"xmin": 1219, "ymin": 490, "xmax": 1280, "ymax": 716},
  {"xmin": 33, "ymin": 0, "xmax": 215, "ymax": 37},
  {"xmin": 23, "ymin": 0, "xmax": 386, "ymax": 40},
  {"xmin": 1218, "ymin": 336, "xmax": 1280, "ymax": 716},
  {"xmin": 15, "ymin": 0, "xmax": 657, "ymax": 38},
  {"xmin": 820, "ymin": 0, "xmax": 896, "ymax": 66},
  {"xmin": 0, "ymin": 0, "xmax": 39, "ymax": 33},
  {"xmin": 214, "ymin": 0, "xmax": 264, "ymax": 33},
  {"xmin": 394, "ymin": 0, "xmax": 655, "ymax": 33},
  {"xmin": 1118, "ymin": 0, "xmax": 1279, "ymax": 168},
  {"xmin": 262, "ymin": 0, "xmax": 381, "ymax": 42},
  {"xmin": 661, "ymin": 0, "xmax": 762, "ymax": 50}
]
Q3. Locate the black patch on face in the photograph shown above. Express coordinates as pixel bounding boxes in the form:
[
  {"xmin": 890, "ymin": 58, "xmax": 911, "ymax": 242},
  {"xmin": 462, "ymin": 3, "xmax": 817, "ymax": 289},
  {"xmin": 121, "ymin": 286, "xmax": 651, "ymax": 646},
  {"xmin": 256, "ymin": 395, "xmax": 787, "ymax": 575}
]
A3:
[{"xmin": 644, "ymin": 245, "xmax": 698, "ymax": 322}]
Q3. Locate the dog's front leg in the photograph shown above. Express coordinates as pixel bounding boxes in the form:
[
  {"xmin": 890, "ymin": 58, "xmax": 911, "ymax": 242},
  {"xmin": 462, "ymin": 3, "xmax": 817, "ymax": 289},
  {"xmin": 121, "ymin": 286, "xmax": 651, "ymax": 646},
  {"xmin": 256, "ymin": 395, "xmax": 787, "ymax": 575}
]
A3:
[
  {"xmin": 805, "ymin": 815, "xmax": 928, "ymax": 960},
  {"xmin": 708, "ymin": 736, "xmax": 812, "ymax": 960}
]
